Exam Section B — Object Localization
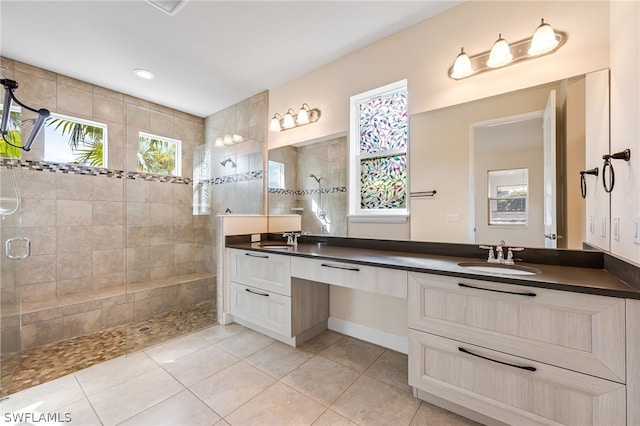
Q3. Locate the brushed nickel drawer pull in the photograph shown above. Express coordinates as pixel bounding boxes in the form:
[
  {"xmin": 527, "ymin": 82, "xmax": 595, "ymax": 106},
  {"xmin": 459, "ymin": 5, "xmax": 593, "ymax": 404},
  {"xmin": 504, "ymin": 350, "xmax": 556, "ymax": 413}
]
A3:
[
  {"xmin": 245, "ymin": 253, "xmax": 269, "ymax": 259},
  {"xmin": 321, "ymin": 263, "xmax": 360, "ymax": 272},
  {"xmin": 458, "ymin": 347, "xmax": 537, "ymax": 372},
  {"xmin": 245, "ymin": 288, "xmax": 269, "ymax": 297},
  {"xmin": 458, "ymin": 282, "xmax": 536, "ymax": 297}
]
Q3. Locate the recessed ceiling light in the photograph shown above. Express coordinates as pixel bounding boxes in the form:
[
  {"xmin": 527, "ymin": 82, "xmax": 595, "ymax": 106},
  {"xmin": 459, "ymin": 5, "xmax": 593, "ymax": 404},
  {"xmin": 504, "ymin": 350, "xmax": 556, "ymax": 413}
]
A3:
[{"xmin": 133, "ymin": 68, "xmax": 156, "ymax": 80}]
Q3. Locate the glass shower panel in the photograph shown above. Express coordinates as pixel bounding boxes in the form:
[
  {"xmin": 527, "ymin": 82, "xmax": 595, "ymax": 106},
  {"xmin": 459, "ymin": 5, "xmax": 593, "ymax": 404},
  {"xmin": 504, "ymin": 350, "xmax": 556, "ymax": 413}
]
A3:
[{"xmin": 124, "ymin": 104, "xmax": 216, "ymax": 355}]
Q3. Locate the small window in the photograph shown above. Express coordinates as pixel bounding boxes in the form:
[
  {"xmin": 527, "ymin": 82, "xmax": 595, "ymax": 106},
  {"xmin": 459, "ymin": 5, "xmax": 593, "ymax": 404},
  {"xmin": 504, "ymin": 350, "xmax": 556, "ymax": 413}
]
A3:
[
  {"xmin": 138, "ymin": 132, "xmax": 181, "ymax": 176},
  {"xmin": 349, "ymin": 79, "xmax": 408, "ymax": 218},
  {"xmin": 44, "ymin": 113, "xmax": 108, "ymax": 167},
  {"xmin": 488, "ymin": 169, "xmax": 528, "ymax": 226},
  {"xmin": 0, "ymin": 105, "xmax": 22, "ymax": 159},
  {"xmin": 268, "ymin": 160, "xmax": 285, "ymax": 189}
]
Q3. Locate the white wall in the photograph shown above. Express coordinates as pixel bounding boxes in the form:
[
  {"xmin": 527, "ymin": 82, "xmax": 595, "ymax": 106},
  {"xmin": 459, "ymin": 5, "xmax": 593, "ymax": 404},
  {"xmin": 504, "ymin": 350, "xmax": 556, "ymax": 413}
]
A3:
[{"xmin": 609, "ymin": 0, "xmax": 640, "ymax": 263}]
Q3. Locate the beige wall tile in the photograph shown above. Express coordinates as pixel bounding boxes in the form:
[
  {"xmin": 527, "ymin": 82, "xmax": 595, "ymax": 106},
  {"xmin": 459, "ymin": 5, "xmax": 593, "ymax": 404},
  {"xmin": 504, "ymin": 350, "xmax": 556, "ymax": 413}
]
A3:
[
  {"xmin": 57, "ymin": 278, "xmax": 92, "ymax": 296},
  {"xmin": 57, "ymin": 252, "xmax": 92, "ymax": 280},
  {"xmin": 57, "ymin": 82, "xmax": 93, "ymax": 118},
  {"xmin": 150, "ymin": 265, "xmax": 175, "ymax": 280},
  {"xmin": 93, "ymin": 249, "xmax": 124, "ymax": 276},
  {"xmin": 93, "ymin": 272, "xmax": 124, "ymax": 290},
  {"xmin": 174, "ymin": 262, "xmax": 195, "ymax": 275},
  {"xmin": 126, "ymin": 268, "xmax": 150, "ymax": 284},
  {"xmin": 173, "ymin": 202, "xmax": 192, "ymax": 225},
  {"xmin": 93, "ymin": 225, "xmax": 124, "ymax": 250},
  {"xmin": 126, "ymin": 247, "xmax": 150, "ymax": 270},
  {"xmin": 126, "ymin": 225, "xmax": 150, "ymax": 247},
  {"xmin": 13, "ymin": 71, "xmax": 57, "ymax": 111},
  {"xmin": 148, "ymin": 181, "xmax": 173, "ymax": 203},
  {"xmin": 56, "ymin": 200, "xmax": 92, "ymax": 226},
  {"xmin": 149, "ymin": 110, "xmax": 174, "ymax": 136},
  {"xmin": 20, "ymin": 198, "xmax": 56, "ymax": 227},
  {"xmin": 57, "ymin": 74, "xmax": 93, "ymax": 91},
  {"xmin": 108, "ymin": 146, "xmax": 124, "ymax": 170},
  {"xmin": 18, "ymin": 226, "xmax": 56, "ymax": 255},
  {"xmin": 174, "ymin": 117, "xmax": 195, "ymax": 141},
  {"xmin": 19, "ymin": 281, "xmax": 57, "ymax": 303},
  {"xmin": 93, "ymin": 93, "xmax": 125, "ymax": 124},
  {"xmin": 126, "ymin": 104, "xmax": 150, "ymax": 130},
  {"xmin": 149, "ymin": 225, "xmax": 173, "ymax": 246},
  {"xmin": 14, "ymin": 254, "xmax": 56, "ymax": 285},
  {"xmin": 173, "ymin": 243, "xmax": 194, "ymax": 264},
  {"xmin": 21, "ymin": 318, "xmax": 63, "ymax": 350},
  {"xmin": 150, "ymin": 203, "xmax": 174, "ymax": 225},
  {"xmin": 126, "ymin": 179, "xmax": 150, "ymax": 202},
  {"xmin": 20, "ymin": 170, "xmax": 57, "ymax": 199},
  {"xmin": 63, "ymin": 308, "xmax": 102, "ymax": 340},
  {"xmin": 93, "ymin": 85, "xmax": 124, "ymax": 102},
  {"xmin": 93, "ymin": 201, "xmax": 124, "ymax": 225},
  {"xmin": 149, "ymin": 245, "xmax": 173, "ymax": 267},
  {"xmin": 106, "ymin": 121, "xmax": 125, "ymax": 148},
  {"xmin": 63, "ymin": 300, "xmax": 102, "ymax": 316},
  {"xmin": 125, "ymin": 202, "xmax": 149, "ymax": 226},
  {"xmin": 57, "ymin": 226, "xmax": 92, "ymax": 254},
  {"xmin": 173, "ymin": 224, "xmax": 194, "ymax": 243},
  {"xmin": 92, "ymin": 177, "xmax": 124, "ymax": 201},
  {"xmin": 102, "ymin": 303, "xmax": 126, "ymax": 328}
]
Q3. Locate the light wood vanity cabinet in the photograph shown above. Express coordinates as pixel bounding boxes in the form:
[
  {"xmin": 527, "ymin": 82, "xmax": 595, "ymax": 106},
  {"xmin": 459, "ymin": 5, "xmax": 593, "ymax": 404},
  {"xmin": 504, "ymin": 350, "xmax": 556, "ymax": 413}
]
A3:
[
  {"xmin": 408, "ymin": 272, "xmax": 628, "ymax": 426},
  {"xmin": 228, "ymin": 249, "xmax": 328, "ymax": 345}
]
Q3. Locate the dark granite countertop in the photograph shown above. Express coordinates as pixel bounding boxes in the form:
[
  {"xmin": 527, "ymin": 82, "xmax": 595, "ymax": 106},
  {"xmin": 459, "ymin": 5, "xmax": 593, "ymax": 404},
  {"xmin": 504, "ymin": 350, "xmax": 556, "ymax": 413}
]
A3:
[{"xmin": 227, "ymin": 238, "xmax": 640, "ymax": 300}]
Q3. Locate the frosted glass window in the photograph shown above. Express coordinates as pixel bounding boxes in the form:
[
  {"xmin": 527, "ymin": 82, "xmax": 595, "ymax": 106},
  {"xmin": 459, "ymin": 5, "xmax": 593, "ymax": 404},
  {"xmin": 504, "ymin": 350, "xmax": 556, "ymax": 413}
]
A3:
[{"xmin": 350, "ymin": 80, "xmax": 408, "ymax": 216}]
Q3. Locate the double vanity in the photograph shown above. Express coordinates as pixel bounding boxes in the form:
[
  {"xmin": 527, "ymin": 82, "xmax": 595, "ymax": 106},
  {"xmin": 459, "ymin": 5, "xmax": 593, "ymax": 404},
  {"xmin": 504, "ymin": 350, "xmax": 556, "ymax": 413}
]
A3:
[{"xmin": 224, "ymin": 235, "xmax": 640, "ymax": 425}]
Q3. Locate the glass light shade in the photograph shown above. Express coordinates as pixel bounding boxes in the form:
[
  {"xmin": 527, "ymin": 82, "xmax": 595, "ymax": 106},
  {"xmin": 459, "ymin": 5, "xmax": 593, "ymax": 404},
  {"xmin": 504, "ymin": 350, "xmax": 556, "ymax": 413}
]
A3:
[
  {"xmin": 296, "ymin": 105, "xmax": 310, "ymax": 124},
  {"xmin": 282, "ymin": 112, "xmax": 296, "ymax": 129},
  {"xmin": 450, "ymin": 48, "xmax": 473, "ymax": 79},
  {"xmin": 214, "ymin": 137, "xmax": 224, "ymax": 147},
  {"xmin": 487, "ymin": 34, "xmax": 512, "ymax": 68},
  {"xmin": 528, "ymin": 19, "xmax": 559, "ymax": 55},
  {"xmin": 232, "ymin": 134, "xmax": 243, "ymax": 143},
  {"xmin": 269, "ymin": 116, "xmax": 281, "ymax": 132},
  {"xmin": 223, "ymin": 134, "xmax": 233, "ymax": 145}
]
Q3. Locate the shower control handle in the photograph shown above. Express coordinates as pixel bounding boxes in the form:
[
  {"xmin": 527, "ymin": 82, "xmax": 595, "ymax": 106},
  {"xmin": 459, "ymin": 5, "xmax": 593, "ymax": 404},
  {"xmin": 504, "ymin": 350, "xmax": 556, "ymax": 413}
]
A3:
[{"xmin": 5, "ymin": 237, "xmax": 31, "ymax": 260}]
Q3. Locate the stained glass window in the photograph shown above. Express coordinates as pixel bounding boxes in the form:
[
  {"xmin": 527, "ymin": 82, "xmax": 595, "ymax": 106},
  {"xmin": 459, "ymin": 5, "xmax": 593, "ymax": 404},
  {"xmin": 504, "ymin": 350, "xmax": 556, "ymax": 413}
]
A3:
[{"xmin": 350, "ymin": 80, "xmax": 408, "ymax": 215}]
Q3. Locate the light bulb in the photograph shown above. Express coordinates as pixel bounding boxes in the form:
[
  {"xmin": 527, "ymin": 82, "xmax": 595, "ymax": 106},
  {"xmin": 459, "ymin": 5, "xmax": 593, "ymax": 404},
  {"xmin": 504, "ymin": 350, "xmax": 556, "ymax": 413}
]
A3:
[
  {"xmin": 528, "ymin": 19, "xmax": 559, "ymax": 55},
  {"xmin": 487, "ymin": 34, "xmax": 513, "ymax": 68},
  {"xmin": 223, "ymin": 134, "xmax": 233, "ymax": 145},
  {"xmin": 269, "ymin": 115, "xmax": 281, "ymax": 132},
  {"xmin": 214, "ymin": 137, "xmax": 224, "ymax": 147},
  {"xmin": 450, "ymin": 47, "xmax": 473, "ymax": 79},
  {"xmin": 296, "ymin": 105, "xmax": 310, "ymax": 124},
  {"xmin": 232, "ymin": 134, "xmax": 243, "ymax": 143},
  {"xmin": 283, "ymin": 111, "xmax": 296, "ymax": 129}
]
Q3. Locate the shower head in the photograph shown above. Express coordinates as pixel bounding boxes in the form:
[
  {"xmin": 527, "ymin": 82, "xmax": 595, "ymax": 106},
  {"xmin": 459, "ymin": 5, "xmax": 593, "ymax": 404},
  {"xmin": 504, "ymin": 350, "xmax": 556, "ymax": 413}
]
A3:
[
  {"xmin": 310, "ymin": 173, "xmax": 323, "ymax": 183},
  {"xmin": 220, "ymin": 158, "xmax": 236, "ymax": 167}
]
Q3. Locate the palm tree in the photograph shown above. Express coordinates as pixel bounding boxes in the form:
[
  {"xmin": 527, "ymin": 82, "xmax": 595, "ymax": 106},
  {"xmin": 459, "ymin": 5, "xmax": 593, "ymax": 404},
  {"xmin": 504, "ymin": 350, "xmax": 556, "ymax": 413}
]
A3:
[
  {"xmin": 0, "ymin": 110, "xmax": 23, "ymax": 158},
  {"xmin": 46, "ymin": 117, "xmax": 105, "ymax": 166},
  {"xmin": 138, "ymin": 137, "xmax": 176, "ymax": 175}
]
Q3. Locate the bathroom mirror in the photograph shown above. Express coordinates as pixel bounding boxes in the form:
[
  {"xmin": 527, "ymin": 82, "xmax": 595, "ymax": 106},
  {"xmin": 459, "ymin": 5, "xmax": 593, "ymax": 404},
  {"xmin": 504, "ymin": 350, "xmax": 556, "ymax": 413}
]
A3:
[
  {"xmin": 267, "ymin": 135, "xmax": 348, "ymax": 236},
  {"xmin": 266, "ymin": 71, "xmax": 609, "ymax": 249}
]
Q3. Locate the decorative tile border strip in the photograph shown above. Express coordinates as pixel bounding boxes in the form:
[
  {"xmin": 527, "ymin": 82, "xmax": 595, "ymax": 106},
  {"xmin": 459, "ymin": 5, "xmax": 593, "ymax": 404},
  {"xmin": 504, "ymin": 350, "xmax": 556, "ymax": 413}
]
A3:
[
  {"xmin": 198, "ymin": 170, "xmax": 263, "ymax": 186},
  {"xmin": 0, "ymin": 159, "xmax": 192, "ymax": 185},
  {"xmin": 268, "ymin": 186, "xmax": 347, "ymax": 196}
]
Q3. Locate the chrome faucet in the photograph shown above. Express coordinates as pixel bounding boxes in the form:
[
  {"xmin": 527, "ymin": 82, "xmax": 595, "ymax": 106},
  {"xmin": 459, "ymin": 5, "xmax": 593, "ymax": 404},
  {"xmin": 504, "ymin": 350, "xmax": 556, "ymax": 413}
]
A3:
[
  {"xmin": 479, "ymin": 240, "xmax": 524, "ymax": 264},
  {"xmin": 282, "ymin": 232, "xmax": 301, "ymax": 247}
]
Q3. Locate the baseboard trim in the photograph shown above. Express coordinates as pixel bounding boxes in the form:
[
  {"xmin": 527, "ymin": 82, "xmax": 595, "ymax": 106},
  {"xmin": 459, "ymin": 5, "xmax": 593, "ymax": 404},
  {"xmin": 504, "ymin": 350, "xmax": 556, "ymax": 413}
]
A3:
[{"xmin": 327, "ymin": 317, "xmax": 408, "ymax": 354}]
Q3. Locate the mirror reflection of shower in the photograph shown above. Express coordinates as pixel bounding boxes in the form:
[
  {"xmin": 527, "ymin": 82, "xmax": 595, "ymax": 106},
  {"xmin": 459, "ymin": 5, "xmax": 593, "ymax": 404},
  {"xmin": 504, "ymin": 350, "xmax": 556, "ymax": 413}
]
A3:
[
  {"xmin": 220, "ymin": 157, "xmax": 236, "ymax": 167},
  {"xmin": 309, "ymin": 173, "xmax": 330, "ymax": 233}
]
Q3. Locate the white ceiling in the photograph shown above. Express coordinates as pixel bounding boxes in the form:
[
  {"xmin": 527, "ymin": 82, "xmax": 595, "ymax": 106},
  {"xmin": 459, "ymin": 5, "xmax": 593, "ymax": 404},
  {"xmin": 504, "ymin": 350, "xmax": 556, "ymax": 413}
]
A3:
[{"xmin": 0, "ymin": 1, "xmax": 461, "ymax": 118}]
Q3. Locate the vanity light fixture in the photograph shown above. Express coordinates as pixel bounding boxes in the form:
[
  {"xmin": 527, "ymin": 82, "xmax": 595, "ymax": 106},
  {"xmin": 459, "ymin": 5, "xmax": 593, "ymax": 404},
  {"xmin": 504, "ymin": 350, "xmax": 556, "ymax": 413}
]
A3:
[
  {"xmin": 213, "ymin": 134, "xmax": 244, "ymax": 148},
  {"xmin": 269, "ymin": 104, "xmax": 321, "ymax": 132},
  {"xmin": 448, "ymin": 18, "xmax": 566, "ymax": 80}
]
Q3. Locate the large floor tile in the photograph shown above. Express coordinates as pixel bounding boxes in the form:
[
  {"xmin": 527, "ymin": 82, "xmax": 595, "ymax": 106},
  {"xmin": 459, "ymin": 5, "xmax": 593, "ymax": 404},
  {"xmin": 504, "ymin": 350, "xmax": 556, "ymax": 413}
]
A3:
[
  {"xmin": 282, "ymin": 355, "xmax": 360, "ymax": 406},
  {"xmin": 62, "ymin": 397, "xmax": 102, "ymax": 426},
  {"xmin": 364, "ymin": 349, "xmax": 411, "ymax": 393},
  {"xmin": 87, "ymin": 367, "xmax": 184, "ymax": 425},
  {"xmin": 162, "ymin": 345, "xmax": 239, "ymax": 387},
  {"xmin": 225, "ymin": 382, "xmax": 325, "ymax": 426},
  {"xmin": 245, "ymin": 341, "xmax": 314, "ymax": 379},
  {"xmin": 120, "ymin": 390, "xmax": 221, "ymax": 426},
  {"xmin": 410, "ymin": 401, "xmax": 482, "ymax": 426},
  {"xmin": 75, "ymin": 351, "xmax": 158, "ymax": 396},
  {"xmin": 190, "ymin": 361, "xmax": 275, "ymax": 417},
  {"xmin": 144, "ymin": 333, "xmax": 211, "ymax": 365},
  {"xmin": 0, "ymin": 374, "xmax": 86, "ymax": 415},
  {"xmin": 319, "ymin": 336, "xmax": 385, "ymax": 373},
  {"xmin": 214, "ymin": 330, "xmax": 275, "ymax": 358},
  {"xmin": 331, "ymin": 375, "xmax": 421, "ymax": 426},
  {"xmin": 312, "ymin": 409, "xmax": 357, "ymax": 426},
  {"xmin": 298, "ymin": 330, "xmax": 343, "ymax": 354},
  {"xmin": 194, "ymin": 323, "xmax": 247, "ymax": 344}
]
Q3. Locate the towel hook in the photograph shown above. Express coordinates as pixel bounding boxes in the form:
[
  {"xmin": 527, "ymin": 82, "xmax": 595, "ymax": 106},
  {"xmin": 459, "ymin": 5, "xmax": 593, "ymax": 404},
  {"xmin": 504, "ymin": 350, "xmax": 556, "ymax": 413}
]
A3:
[
  {"xmin": 579, "ymin": 167, "xmax": 598, "ymax": 199},
  {"xmin": 602, "ymin": 149, "xmax": 631, "ymax": 193}
]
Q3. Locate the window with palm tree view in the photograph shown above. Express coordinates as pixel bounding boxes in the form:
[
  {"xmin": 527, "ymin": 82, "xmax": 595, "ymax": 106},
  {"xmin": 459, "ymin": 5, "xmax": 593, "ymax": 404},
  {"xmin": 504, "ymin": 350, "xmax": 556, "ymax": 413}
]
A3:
[
  {"xmin": 0, "ymin": 105, "xmax": 22, "ymax": 159},
  {"xmin": 44, "ymin": 113, "xmax": 108, "ymax": 167},
  {"xmin": 138, "ymin": 132, "xmax": 181, "ymax": 176}
]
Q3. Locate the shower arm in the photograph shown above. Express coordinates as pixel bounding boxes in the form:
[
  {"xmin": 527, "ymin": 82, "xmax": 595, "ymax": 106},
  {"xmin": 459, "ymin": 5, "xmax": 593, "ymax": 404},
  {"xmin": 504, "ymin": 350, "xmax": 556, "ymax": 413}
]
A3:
[{"xmin": 1, "ymin": 78, "xmax": 51, "ymax": 151}]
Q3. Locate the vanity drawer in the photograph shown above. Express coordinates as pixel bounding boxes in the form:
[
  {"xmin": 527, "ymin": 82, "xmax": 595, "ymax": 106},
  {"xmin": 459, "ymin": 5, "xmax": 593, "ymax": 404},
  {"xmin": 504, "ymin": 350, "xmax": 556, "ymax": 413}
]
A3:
[
  {"xmin": 229, "ymin": 282, "xmax": 291, "ymax": 337},
  {"xmin": 228, "ymin": 248, "xmax": 291, "ymax": 296},
  {"xmin": 408, "ymin": 272, "xmax": 626, "ymax": 383},
  {"xmin": 409, "ymin": 330, "xmax": 626, "ymax": 426},
  {"xmin": 291, "ymin": 257, "xmax": 407, "ymax": 298}
]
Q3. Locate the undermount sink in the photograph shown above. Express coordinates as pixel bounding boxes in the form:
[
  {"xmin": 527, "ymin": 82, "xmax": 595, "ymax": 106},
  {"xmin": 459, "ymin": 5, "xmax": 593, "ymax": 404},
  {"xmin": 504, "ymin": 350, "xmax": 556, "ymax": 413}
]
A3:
[
  {"xmin": 458, "ymin": 262, "xmax": 542, "ymax": 276},
  {"xmin": 258, "ymin": 243, "xmax": 292, "ymax": 249}
]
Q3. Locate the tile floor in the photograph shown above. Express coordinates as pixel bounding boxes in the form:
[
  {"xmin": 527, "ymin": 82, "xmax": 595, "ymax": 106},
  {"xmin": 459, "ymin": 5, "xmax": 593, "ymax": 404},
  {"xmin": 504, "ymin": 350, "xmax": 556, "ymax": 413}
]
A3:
[{"xmin": 0, "ymin": 324, "xmax": 480, "ymax": 426}]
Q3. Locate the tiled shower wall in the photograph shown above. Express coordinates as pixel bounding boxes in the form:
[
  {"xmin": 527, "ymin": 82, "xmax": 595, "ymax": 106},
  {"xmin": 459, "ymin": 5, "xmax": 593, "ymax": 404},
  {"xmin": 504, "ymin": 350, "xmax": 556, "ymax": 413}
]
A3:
[
  {"xmin": 204, "ymin": 91, "xmax": 268, "ymax": 216},
  {"xmin": 268, "ymin": 136, "xmax": 348, "ymax": 236},
  {"xmin": 0, "ymin": 57, "xmax": 214, "ymax": 352}
]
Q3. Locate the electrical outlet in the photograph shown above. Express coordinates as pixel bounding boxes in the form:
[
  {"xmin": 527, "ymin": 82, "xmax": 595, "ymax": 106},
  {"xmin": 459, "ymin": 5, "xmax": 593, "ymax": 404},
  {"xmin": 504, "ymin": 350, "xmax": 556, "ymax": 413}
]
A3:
[
  {"xmin": 634, "ymin": 217, "xmax": 640, "ymax": 245},
  {"xmin": 613, "ymin": 217, "xmax": 620, "ymax": 241},
  {"xmin": 446, "ymin": 214, "xmax": 460, "ymax": 223},
  {"xmin": 589, "ymin": 216, "xmax": 594, "ymax": 234},
  {"xmin": 600, "ymin": 217, "xmax": 607, "ymax": 238},
  {"xmin": 251, "ymin": 234, "xmax": 261, "ymax": 242}
]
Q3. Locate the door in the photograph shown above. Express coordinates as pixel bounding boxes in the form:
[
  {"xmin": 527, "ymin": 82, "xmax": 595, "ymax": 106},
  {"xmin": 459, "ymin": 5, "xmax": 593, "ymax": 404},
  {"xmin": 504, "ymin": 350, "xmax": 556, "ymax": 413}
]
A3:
[{"xmin": 543, "ymin": 90, "xmax": 557, "ymax": 248}]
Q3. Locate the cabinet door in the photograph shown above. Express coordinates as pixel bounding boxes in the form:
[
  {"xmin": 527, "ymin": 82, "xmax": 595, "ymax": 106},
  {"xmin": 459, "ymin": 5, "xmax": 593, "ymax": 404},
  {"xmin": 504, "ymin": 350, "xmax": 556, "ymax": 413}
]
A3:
[
  {"xmin": 229, "ymin": 282, "xmax": 291, "ymax": 337},
  {"xmin": 409, "ymin": 330, "xmax": 626, "ymax": 426},
  {"xmin": 408, "ymin": 273, "xmax": 626, "ymax": 383},
  {"xmin": 228, "ymin": 249, "xmax": 291, "ymax": 296},
  {"xmin": 291, "ymin": 257, "xmax": 407, "ymax": 298}
]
